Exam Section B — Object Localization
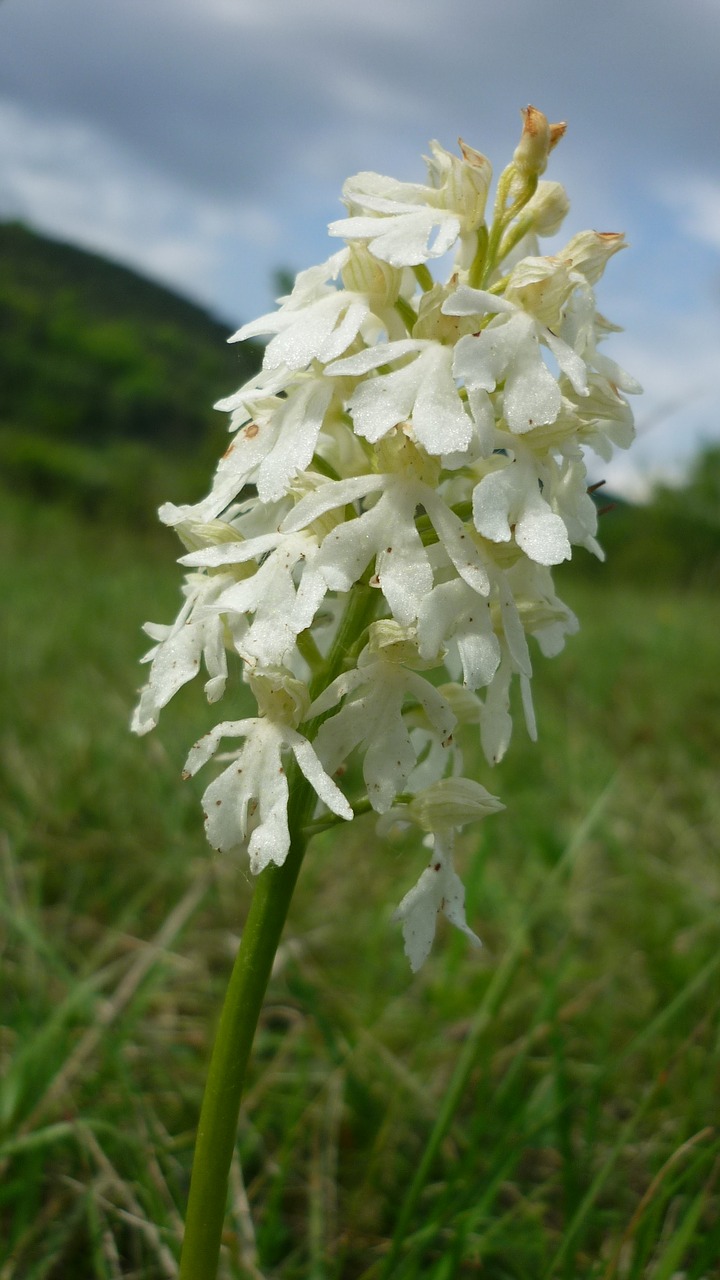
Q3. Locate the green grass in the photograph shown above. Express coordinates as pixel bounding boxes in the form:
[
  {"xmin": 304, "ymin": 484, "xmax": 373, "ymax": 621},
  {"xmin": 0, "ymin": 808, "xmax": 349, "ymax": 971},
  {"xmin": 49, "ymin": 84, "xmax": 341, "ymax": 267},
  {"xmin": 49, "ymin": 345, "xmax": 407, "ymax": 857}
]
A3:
[{"xmin": 1, "ymin": 491, "xmax": 719, "ymax": 1279}]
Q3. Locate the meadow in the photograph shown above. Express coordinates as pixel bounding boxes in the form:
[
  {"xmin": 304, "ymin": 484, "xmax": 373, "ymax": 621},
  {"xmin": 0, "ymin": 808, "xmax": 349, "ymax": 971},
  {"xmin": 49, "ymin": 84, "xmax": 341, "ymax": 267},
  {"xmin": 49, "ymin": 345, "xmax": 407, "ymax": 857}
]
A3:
[{"xmin": 1, "ymin": 490, "xmax": 719, "ymax": 1279}]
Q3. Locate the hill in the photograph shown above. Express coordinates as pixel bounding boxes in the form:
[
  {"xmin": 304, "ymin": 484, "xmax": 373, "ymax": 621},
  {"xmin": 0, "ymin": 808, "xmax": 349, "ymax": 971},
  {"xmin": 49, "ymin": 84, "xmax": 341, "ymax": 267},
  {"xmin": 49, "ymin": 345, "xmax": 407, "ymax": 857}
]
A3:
[{"xmin": 0, "ymin": 221, "xmax": 261, "ymax": 518}]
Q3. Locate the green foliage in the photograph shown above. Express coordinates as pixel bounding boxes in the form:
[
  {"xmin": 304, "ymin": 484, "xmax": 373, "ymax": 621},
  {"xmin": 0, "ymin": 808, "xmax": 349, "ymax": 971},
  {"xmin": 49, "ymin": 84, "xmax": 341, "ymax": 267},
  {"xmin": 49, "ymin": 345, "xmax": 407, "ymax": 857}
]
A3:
[
  {"xmin": 0, "ymin": 221, "xmax": 261, "ymax": 518},
  {"xmin": 1, "ymin": 492, "xmax": 719, "ymax": 1278},
  {"xmin": 565, "ymin": 449, "xmax": 720, "ymax": 590}
]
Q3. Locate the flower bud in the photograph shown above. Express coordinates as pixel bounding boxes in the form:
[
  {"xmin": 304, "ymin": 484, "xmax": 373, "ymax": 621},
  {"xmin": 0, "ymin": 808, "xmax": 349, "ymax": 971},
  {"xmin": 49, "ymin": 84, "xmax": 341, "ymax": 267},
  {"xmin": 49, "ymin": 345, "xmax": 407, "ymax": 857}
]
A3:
[
  {"xmin": 505, "ymin": 254, "xmax": 576, "ymax": 329},
  {"xmin": 522, "ymin": 180, "xmax": 571, "ymax": 236},
  {"xmin": 426, "ymin": 138, "xmax": 492, "ymax": 232},
  {"xmin": 341, "ymin": 243, "xmax": 402, "ymax": 304},
  {"xmin": 365, "ymin": 619, "xmax": 427, "ymax": 667},
  {"xmin": 513, "ymin": 106, "xmax": 566, "ymax": 179},
  {"xmin": 412, "ymin": 282, "xmax": 481, "ymax": 344},
  {"xmin": 173, "ymin": 518, "xmax": 244, "ymax": 555},
  {"xmin": 247, "ymin": 669, "xmax": 310, "ymax": 726},
  {"xmin": 408, "ymin": 778, "xmax": 505, "ymax": 832},
  {"xmin": 560, "ymin": 230, "xmax": 626, "ymax": 284},
  {"xmin": 438, "ymin": 684, "xmax": 483, "ymax": 724}
]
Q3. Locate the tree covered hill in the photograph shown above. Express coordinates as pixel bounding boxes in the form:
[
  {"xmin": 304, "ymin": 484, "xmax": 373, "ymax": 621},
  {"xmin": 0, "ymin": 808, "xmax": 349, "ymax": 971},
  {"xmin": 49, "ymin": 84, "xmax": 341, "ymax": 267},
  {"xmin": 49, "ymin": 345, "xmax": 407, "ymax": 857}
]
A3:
[
  {"xmin": 0, "ymin": 221, "xmax": 263, "ymax": 518},
  {"xmin": 0, "ymin": 220, "xmax": 260, "ymax": 451}
]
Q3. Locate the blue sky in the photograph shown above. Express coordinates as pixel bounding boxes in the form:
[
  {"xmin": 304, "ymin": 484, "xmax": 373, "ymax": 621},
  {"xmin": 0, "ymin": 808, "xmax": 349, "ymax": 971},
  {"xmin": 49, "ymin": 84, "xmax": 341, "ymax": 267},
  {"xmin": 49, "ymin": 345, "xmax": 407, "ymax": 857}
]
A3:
[{"xmin": 1, "ymin": 0, "xmax": 719, "ymax": 495}]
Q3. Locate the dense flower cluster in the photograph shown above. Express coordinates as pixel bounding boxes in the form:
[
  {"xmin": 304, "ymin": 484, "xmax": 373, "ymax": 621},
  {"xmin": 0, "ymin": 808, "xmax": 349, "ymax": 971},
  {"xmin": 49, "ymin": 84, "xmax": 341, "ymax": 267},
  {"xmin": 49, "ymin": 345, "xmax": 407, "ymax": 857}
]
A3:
[{"xmin": 133, "ymin": 108, "xmax": 639, "ymax": 970}]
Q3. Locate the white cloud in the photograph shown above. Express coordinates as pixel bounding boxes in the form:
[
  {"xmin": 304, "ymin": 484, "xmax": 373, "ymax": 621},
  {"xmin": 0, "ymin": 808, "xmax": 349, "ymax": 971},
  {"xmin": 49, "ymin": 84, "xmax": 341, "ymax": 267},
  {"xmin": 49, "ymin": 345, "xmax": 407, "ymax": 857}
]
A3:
[
  {"xmin": 594, "ymin": 304, "xmax": 720, "ymax": 497},
  {"xmin": 0, "ymin": 99, "xmax": 282, "ymax": 310},
  {"xmin": 660, "ymin": 175, "xmax": 720, "ymax": 254}
]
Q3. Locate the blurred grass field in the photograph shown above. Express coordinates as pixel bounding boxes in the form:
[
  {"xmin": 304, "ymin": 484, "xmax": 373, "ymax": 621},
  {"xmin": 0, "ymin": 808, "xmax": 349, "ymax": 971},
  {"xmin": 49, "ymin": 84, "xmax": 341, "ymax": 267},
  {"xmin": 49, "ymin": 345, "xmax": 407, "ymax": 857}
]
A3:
[{"xmin": 1, "ymin": 490, "xmax": 719, "ymax": 1280}]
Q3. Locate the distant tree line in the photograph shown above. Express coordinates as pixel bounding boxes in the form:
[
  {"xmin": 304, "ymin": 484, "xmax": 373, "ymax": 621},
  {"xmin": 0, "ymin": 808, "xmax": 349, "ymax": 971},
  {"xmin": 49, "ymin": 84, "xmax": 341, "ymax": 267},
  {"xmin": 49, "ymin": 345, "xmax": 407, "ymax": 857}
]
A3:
[{"xmin": 578, "ymin": 444, "xmax": 720, "ymax": 589}]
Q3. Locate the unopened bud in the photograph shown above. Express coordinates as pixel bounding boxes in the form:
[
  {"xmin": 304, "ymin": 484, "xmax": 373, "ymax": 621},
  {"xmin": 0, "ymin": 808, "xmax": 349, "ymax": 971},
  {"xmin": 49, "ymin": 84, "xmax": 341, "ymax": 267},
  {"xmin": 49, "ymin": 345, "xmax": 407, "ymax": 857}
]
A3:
[
  {"xmin": 522, "ymin": 180, "xmax": 571, "ymax": 236},
  {"xmin": 341, "ymin": 243, "xmax": 401, "ymax": 304},
  {"xmin": 513, "ymin": 106, "xmax": 566, "ymax": 179},
  {"xmin": 408, "ymin": 778, "xmax": 505, "ymax": 832},
  {"xmin": 425, "ymin": 139, "xmax": 492, "ymax": 232},
  {"xmin": 248, "ymin": 669, "xmax": 310, "ymax": 726},
  {"xmin": 560, "ymin": 230, "xmax": 626, "ymax": 284},
  {"xmin": 506, "ymin": 255, "xmax": 575, "ymax": 328},
  {"xmin": 365, "ymin": 620, "xmax": 430, "ymax": 668}
]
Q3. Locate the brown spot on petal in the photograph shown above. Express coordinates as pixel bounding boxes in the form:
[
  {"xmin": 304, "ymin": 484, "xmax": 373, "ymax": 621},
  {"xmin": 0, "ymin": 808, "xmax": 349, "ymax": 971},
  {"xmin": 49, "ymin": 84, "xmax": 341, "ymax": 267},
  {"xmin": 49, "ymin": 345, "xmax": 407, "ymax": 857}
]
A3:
[
  {"xmin": 433, "ymin": 863, "xmax": 441, "ymax": 872},
  {"xmin": 458, "ymin": 138, "xmax": 490, "ymax": 169},
  {"xmin": 222, "ymin": 441, "xmax": 235, "ymax": 460},
  {"xmin": 244, "ymin": 423, "xmax": 260, "ymax": 439}
]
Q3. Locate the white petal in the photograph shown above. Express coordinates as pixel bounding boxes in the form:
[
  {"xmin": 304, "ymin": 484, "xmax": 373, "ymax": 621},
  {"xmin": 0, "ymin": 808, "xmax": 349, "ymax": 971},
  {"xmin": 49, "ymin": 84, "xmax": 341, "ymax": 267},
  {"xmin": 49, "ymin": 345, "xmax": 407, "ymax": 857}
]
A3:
[
  {"xmin": 329, "ymin": 208, "xmax": 460, "ymax": 267},
  {"xmin": 481, "ymin": 661, "xmax": 513, "ymax": 765},
  {"xmin": 443, "ymin": 286, "xmax": 514, "ymax": 318},
  {"xmin": 503, "ymin": 340, "xmax": 562, "ymax": 432},
  {"xmin": 456, "ymin": 628, "xmax": 502, "ymax": 690},
  {"xmin": 423, "ymin": 490, "xmax": 490, "ymax": 596},
  {"xmin": 180, "ymin": 532, "xmax": 282, "ymax": 567},
  {"xmin": 363, "ymin": 714, "xmax": 417, "ymax": 813},
  {"xmin": 544, "ymin": 330, "xmax": 588, "ymax": 396},
  {"xmin": 472, "ymin": 468, "xmax": 516, "ymax": 544},
  {"xmin": 288, "ymin": 731, "xmax": 353, "ymax": 821},
  {"xmin": 280, "ymin": 474, "xmax": 384, "ymax": 533},
  {"xmin": 393, "ymin": 864, "xmax": 442, "ymax": 971},
  {"xmin": 405, "ymin": 670, "xmax": 456, "ymax": 743},
  {"xmin": 183, "ymin": 719, "xmax": 256, "ymax": 777},
  {"xmin": 257, "ymin": 380, "xmax": 332, "ymax": 502},
  {"xmin": 346, "ymin": 359, "xmax": 421, "ymax": 443},
  {"xmin": 393, "ymin": 837, "xmax": 481, "ymax": 971},
  {"xmin": 515, "ymin": 496, "xmax": 571, "ymax": 566},
  {"xmin": 591, "ymin": 350, "xmax": 643, "ymax": 395},
  {"xmin": 498, "ymin": 580, "xmax": 532, "ymax": 677},
  {"xmin": 411, "ymin": 347, "xmax": 473, "ymax": 454},
  {"xmin": 327, "ymin": 339, "xmax": 422, "ymax": 377}
]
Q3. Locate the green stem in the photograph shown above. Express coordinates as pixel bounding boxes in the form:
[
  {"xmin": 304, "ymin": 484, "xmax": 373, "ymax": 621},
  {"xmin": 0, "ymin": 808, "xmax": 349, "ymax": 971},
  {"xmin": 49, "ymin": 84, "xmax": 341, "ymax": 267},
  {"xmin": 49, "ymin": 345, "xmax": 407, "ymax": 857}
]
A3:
[
  {"xmin": 178, "ymin": 583, "xmax": 380, "ymax": 1280},
  {"xmin": 394, "ymin": 295, "xmax": 418, "ymax": 333},
  {"xmin": 412, "ymin": 263, "xmax": 434, "ymax": 292},
  {"xmin": 178, "ymin": 773, "xmax": 315, "ymax": 1280}
]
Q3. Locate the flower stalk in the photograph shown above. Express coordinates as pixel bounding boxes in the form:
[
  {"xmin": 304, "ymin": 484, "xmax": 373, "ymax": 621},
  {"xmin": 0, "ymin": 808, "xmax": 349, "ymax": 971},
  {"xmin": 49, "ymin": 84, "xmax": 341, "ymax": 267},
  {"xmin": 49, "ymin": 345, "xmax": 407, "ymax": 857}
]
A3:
[
  {"xmin": 178, "ymin": 783, "xmax": 311, "ymax": 1280},
  {"xmin": 132, "ymin": 106, "xmax": 639, "ymax": 1274},
  {"xmin": 178, "ymin": 580, "xmax": 379, "ymax": 1279}
]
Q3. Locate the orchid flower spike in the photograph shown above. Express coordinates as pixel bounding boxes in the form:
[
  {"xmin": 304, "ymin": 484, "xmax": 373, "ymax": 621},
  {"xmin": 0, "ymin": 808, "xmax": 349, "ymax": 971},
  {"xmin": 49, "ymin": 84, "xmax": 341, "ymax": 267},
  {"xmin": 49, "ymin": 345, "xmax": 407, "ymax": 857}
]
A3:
[{"xmin": 133, "ymin": 109, "xmax": 639, "ymax": 969}]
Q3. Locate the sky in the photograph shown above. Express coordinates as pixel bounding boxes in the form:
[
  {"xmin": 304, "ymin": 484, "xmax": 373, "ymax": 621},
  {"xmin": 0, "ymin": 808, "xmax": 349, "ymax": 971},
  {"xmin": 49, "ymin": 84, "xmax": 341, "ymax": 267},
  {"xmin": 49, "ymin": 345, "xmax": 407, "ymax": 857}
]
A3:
[{"xmin": 1, "ymin": 0, "xmax": 719, "ymax": 496}]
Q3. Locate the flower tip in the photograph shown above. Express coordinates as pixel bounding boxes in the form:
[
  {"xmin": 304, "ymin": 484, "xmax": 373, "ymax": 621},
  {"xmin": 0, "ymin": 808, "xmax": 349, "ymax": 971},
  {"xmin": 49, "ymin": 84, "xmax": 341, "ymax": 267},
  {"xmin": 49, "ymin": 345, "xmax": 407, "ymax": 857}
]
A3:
[
  {"xmin": 549, "ymin": 120, "xmax": 567, "ymax": 152},
  {"xmin": 598, "ymin": 231, "xmax": 627, "ymax": 249},
  {"xmin": 514, "ymin": 106, "xmax": 566, "ymax": 178},
  {"xmin": 458, "ymin": 137, "xmax": 491, "ymax": 171}
]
